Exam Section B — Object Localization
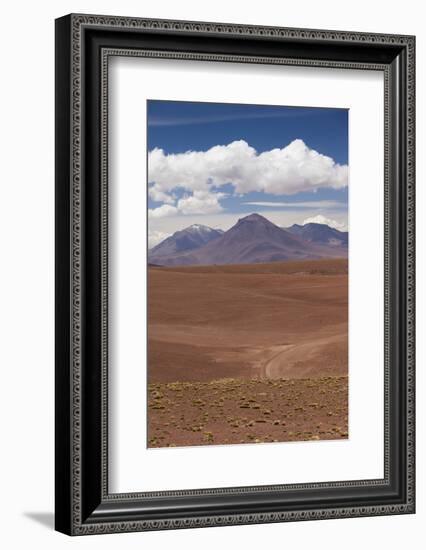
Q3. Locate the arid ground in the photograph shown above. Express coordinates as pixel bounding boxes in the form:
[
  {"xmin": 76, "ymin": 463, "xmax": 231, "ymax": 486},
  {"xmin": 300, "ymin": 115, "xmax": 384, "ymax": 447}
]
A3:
[{"xmin": 148, "ymin": 258, "xmax": 348, "ymax": 448}]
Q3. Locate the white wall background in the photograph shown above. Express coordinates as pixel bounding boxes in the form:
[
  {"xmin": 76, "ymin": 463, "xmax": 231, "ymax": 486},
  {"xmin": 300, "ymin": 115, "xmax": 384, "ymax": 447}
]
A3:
[{"xmin": 0, "ymin": 0, "xmax": 422, "ymax": 548}]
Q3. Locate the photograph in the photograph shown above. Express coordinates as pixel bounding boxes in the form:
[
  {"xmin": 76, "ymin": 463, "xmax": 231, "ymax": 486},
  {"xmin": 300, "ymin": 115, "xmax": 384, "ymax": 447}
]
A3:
[
  {"xmin": 147, "ymin": 100, "xmax": 349, "ymax": 448},
  {"xmin": 52, "ymin": 10, "xmax": 415, "ymax": 538}
]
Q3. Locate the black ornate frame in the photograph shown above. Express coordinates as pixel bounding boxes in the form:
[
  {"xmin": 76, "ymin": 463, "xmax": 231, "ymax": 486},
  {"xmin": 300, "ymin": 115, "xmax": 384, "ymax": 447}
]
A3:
[{"xmin": 55, "ymin": 13, "xmax": 415, "ymax": 535}]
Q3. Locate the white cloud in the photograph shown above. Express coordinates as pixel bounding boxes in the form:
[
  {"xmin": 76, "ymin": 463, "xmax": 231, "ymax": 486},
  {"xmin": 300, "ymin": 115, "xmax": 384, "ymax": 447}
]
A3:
[
  {"xmin": 177, "ymin": 190, "xmax": 225, "ymax": 215},
  {"xmin": 148, "ymin": 139, "xmax": 348, "ymax": 197},
  {"xmin": 302, "ymin": 214, "xmax": 347, "ymax": 231},
  {"xmin": 148, "ymin": 185, "xmax": 176, "ymax": 205},
  {"xmin": 148, "ymin": 204, "xmax": 178, "ymax": 219},
  {"xmin": 148, "ymin": 190, "xmax": 224, "ymax": 218}
]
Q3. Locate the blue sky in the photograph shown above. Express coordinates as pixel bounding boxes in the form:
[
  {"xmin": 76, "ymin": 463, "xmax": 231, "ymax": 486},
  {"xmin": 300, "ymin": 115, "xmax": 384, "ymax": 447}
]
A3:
[{"xmin": 147, "ymin": 100, "xmax": 348, "ymax": 247}]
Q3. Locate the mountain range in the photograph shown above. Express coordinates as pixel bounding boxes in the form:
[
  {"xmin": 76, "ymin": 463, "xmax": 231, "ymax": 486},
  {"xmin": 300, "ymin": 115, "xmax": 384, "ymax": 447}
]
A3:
[
  {"xmin": 285, "ymin": 222, "xmax": 348, "ymax": 247},
  {"xmin": 150, "ymin": 224, "xmax": 223, "ymax": 257},
  {"xmin": 148, "ymin": 214, "xmax": 348, "ymax": 266}
]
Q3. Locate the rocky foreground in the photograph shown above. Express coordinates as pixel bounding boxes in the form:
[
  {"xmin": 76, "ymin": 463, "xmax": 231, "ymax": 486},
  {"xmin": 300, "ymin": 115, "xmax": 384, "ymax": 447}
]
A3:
[{"xmin": 148, "ymin": 375, "xmax": 348, "ymax": 448}]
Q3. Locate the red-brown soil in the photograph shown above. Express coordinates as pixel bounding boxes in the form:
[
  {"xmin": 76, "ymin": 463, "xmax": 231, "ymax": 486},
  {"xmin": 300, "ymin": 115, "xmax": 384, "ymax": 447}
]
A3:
[{"xmin": 147, "ymin": 258, "xmax": 348, "ymax": 448}]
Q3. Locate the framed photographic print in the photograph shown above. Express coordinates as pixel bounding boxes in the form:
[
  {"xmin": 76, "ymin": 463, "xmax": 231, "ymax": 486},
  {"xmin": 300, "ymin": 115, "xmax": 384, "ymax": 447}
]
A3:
[{"xmin": 55, "ymin": 14, "xmax": 415, "ymax": 535}]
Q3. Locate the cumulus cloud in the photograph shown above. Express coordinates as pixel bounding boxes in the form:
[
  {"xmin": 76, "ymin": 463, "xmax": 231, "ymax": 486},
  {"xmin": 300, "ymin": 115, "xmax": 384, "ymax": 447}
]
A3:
[
  {"xmin": 148, "ymin": 190, "xmax": 224, "ymax": 218},
  {"xmin": 303, "ymin": 214, "xmax": 347, "ymax": 231},
  {"xmin": 177, "ymin": 190, "xmax": 225, "ymax": 215},
  {"xmin": 148, "ymin": 185, "xmax": 176, "ymax": 205},
  {"xmin": 148, "ymin": 204, "xmax": 178, "ymax": 219},
  {"xmin": 148, "ymin": 139, "xmax": 348, "ymax": 198}
]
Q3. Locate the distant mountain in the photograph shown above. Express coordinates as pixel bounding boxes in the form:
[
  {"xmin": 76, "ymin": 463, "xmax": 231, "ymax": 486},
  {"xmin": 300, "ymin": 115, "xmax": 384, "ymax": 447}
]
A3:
[
  {"xmin": 150, "ymin": 214, "xmax": 347, "ymax": 266},
  {"xmin": 149, "ymin": 224, "xmax": 223, "ymax": 258},
  {"xmin": 286, "ymin": 223, "xmax": 348, "ymax": 248}
]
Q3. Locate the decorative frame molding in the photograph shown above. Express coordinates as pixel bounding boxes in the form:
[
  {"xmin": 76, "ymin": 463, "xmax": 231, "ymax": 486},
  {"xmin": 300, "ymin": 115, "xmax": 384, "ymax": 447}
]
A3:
[{"xmin": 55, "ymin": 14, "xmax": 415, "ymax": 535}]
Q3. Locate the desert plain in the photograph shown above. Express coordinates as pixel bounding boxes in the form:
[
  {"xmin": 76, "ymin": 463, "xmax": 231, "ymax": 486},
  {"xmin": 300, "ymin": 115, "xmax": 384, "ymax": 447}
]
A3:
[{"xmin": 147, "ymin": 258, "xmax": 348, "ymax": 448}]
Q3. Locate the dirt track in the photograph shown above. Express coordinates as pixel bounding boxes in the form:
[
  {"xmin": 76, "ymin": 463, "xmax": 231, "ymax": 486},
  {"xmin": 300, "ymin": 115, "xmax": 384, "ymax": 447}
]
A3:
[{"xmin": 147, "ymin": 259, "xmax": 348, "ymax": 448}]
